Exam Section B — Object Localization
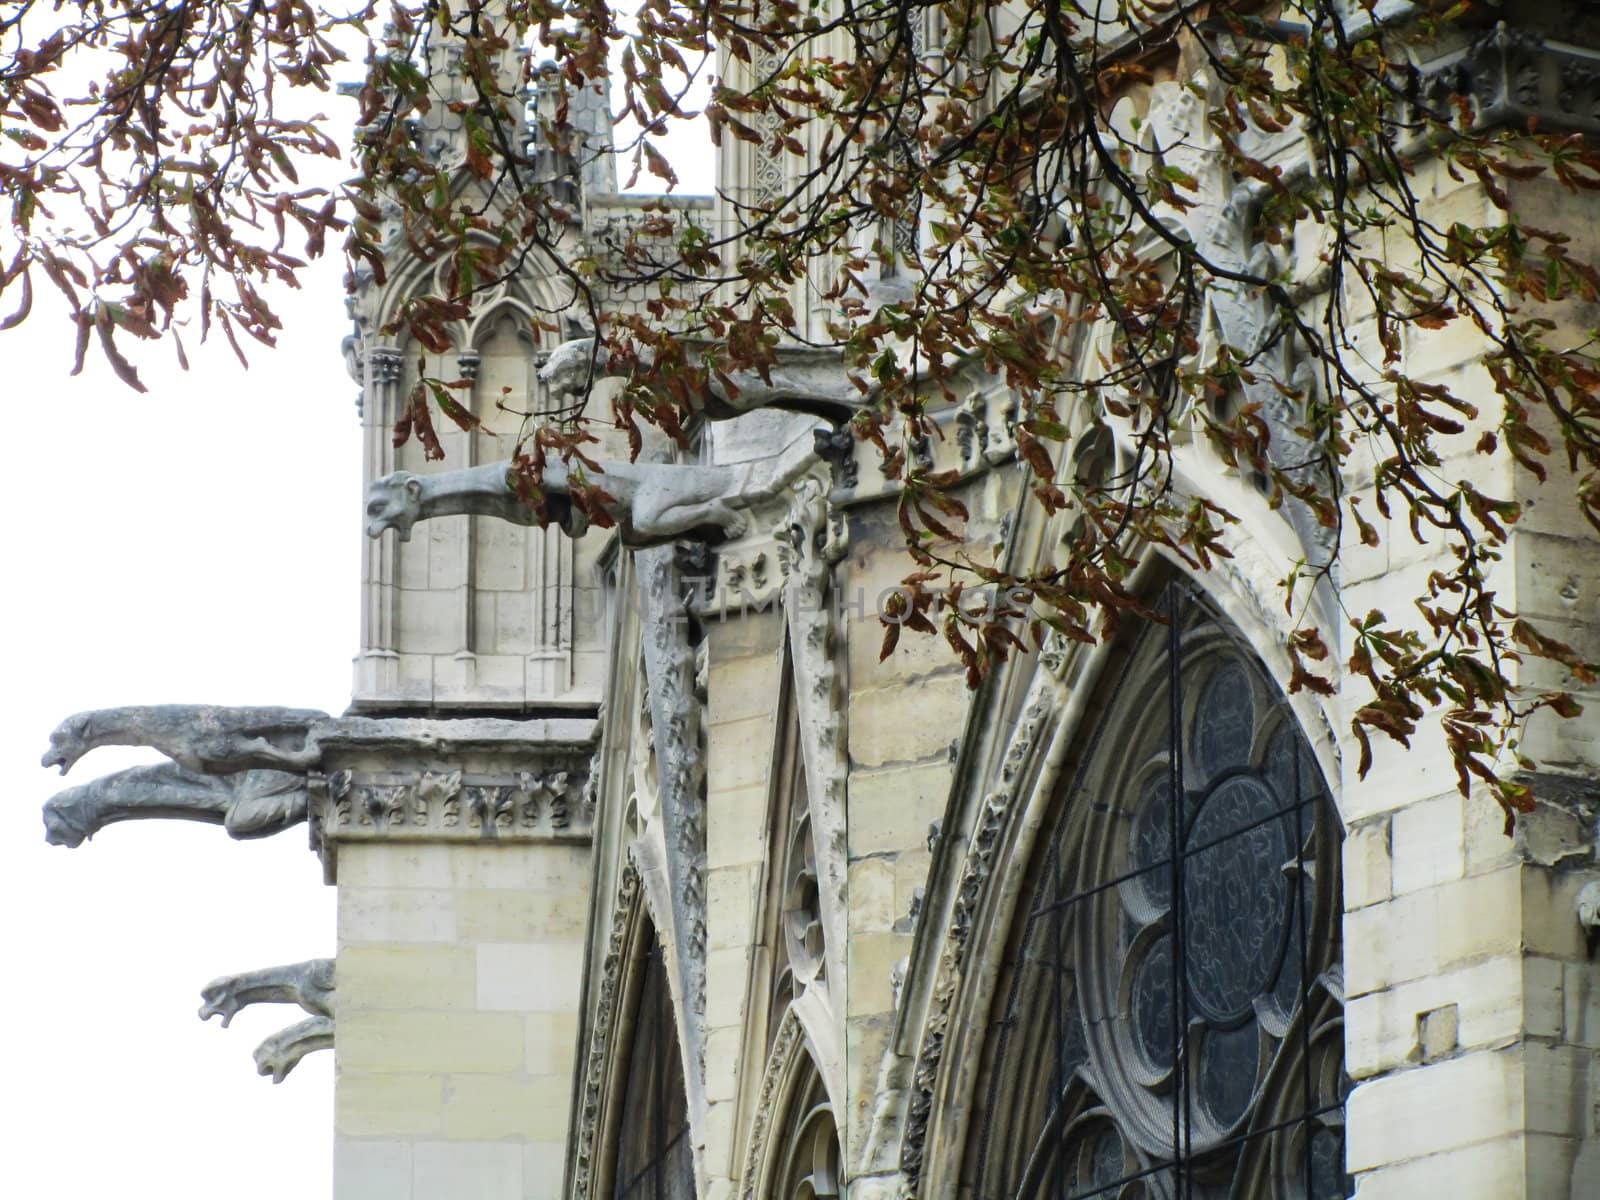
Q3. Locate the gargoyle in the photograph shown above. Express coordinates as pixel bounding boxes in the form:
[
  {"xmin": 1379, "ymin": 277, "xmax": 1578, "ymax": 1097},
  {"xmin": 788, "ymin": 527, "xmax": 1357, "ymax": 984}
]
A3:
[
  {"xmin": 537, "ymin": 336, "xmax": 872, "ymax": 422},
  {"xmin": 253, "ymin": 1016, "xmax": 335, "ymax": 1084},
  {"xmin": 199, "ymin": 958, "xmax": 335, "ymax": 1027},
  {"xmin": 42, "ymin": 704, "xmax": 328, "ymax": 776},
  {"xmin": 366, "ymin": 454, "xmax": 792, "ymax": 548},
  {"xmin": 42, "ymin": 762, "xmax": 308, "ymax": 847}
]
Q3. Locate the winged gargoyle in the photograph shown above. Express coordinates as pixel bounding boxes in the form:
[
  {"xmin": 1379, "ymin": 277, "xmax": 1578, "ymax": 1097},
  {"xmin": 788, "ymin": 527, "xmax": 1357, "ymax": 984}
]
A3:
[
  {"xmin": 536, "ymin": 335, "xmax": 872, "ymax": 422},
  {"xmin": 42, "ymin": 762, "xmax": 309, "ymax": 847},
  {"xmin": 366, "ymin": 452, "xmax": 799, "ymax": 548},
  {"xmin": 200, "ymin": 958, "xmax": 336, "ymax": 1084},
  {"xmin": 42, "ymin": 704, "xmax": 327, "ymax": 776}
]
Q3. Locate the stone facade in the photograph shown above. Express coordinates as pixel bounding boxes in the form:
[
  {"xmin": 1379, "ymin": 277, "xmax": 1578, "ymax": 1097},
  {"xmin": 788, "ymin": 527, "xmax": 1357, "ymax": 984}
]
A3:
[{"xmin": 37, "ymin": 4, "xmax": 1600, "ymax": 1199}]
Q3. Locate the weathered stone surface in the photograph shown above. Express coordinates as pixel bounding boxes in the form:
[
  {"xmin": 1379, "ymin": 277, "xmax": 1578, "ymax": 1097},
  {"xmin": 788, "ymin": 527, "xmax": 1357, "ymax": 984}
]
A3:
[
  {"xmin": 41, "ymin": 703, "xmax": 327, "ymax": 776},
  {"xmin": 366, "ymin": 453, "xmax": 807, "ymax": 549},
  {"xmin": 255, "ymin": 1015, "xmax": 335, "ymax": 1083},
  {"xmin": 537, "ymin": 335, "xmax": 875, "ymax": 422},
  {"xmin": 43, "ymin": 763, "xmax": 308, "ymax": 847},
  {"xmin": 200, "ymin": 957, "xmax": 335, "ymax": 1025}
]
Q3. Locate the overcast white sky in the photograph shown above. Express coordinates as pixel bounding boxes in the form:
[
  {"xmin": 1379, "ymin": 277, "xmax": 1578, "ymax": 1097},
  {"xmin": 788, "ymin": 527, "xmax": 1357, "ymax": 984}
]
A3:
[
  {"xmin": 1, "ymin": 21, "xmax": 713, "ymax": 1193},
  {"xmin": 1, "ymin": 250, "xmax": 353, "ymax": 1196}
]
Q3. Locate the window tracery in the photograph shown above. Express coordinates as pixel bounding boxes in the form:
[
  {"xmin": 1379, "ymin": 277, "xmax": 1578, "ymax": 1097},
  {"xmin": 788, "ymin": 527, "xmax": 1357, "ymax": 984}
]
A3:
[{"xmin": 966, "ymin": 590, "xmax": 1349, "ymax": 1200}]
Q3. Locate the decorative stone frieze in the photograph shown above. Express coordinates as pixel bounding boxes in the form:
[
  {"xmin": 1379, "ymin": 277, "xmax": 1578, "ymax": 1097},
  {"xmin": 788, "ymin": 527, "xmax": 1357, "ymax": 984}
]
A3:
[
  {"xmin": 1417, "ymin": 18, "xmax": 1600, "ymax": 136},
  {"xmin": 367, "ymin": 346, "xmax": 404, "ymax": 386},
  {"xmin": 308, "ymin": 716, "xmax": 597, "ymax": 882}
]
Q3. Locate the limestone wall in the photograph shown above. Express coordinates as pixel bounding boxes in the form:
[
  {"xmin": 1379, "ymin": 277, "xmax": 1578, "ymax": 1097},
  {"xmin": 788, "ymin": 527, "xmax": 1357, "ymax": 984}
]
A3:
[{"xmin": 332, "ymin": 841, "xmax": 589, "ymax": 1200}]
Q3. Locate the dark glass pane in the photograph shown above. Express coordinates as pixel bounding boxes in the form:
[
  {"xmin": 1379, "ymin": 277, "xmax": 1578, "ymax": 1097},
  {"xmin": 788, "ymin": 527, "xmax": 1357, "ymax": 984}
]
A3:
[
  {"xmin": 1130, "ymin": 775, "xmax": 1172, "ymax": 911},
  {"xmin": 1192, "ymin": 661, "xmax": 1254, "ymax": 778},
  {"xmin": 1132, "ymin": 935, "xmax": 1175, "ymax": 1072},
  {"xmin": 1184, "ymin": 775, "xmax": 1292, "ymax": 1025},
  {"xmin": 962, "ymin": 596, "xmax": 1346, "ymax": 1200},
  {"xmin": 1198, "ymin": 1022, "xmax": 1259, "ymax": 1129},
  {"xmin": 1089, "ymin": 1127, "xmax": 1124, "ymax": 1196},
  {"xmin": 1266, "ymin": 720, "xmax": 1323, "ymax": 809},
  {"xmin": 614, "ymin": 935, "xmax": 693, "ymax": 1200}
]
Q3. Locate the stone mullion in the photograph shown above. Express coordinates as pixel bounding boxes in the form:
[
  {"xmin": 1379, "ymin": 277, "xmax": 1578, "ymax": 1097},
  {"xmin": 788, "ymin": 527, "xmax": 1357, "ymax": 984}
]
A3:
[
  {"xmin": 458, "ymin": 349, "xmax": 481, "ymax": 665},
  {"xmin": 364, "ymin": 347, "xmax": 406, "ymax": 669}
]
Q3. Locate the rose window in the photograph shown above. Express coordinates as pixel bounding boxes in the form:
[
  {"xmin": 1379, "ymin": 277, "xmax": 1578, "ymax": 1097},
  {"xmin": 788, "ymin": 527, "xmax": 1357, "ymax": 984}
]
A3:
[{"xmin": 967, "ymin": 591, "xmax": 1350, "ymax": 1199}]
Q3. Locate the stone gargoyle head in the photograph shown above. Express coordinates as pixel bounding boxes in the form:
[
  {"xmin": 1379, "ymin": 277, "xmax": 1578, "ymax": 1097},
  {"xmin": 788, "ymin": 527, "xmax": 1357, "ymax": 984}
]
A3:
[
  {"xmin": 41, "ymin": 712, "xmax": 92, "ymax": 775},
  {"xmin": 41, "ymin": 786, "xmax": 94, "ymax": 847},
  {"xmin": 366, "ymin": 471, "xmax": 424, "ymax": 542},
  {"xmin": 535, "ymin": 337, "xmax": 597, "ymax": 400}
]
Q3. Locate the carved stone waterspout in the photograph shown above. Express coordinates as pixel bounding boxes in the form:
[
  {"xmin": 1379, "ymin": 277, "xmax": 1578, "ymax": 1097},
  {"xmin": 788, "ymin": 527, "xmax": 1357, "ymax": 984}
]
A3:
[
  {"xmin": 199, "ymin": 958, "xmax": 335, "ymax": 1026},
  {"xmin": 199, "ymin": 959, "xmax": 336, "ymax": 1083},
  {"xmin": 42, "ymin": 763, "xmax": 309, "ymax": 847},
  {"xmin": 254, "ymin": 1017, "xmax": 335, "ymax": 1083},
  {"xmin": 366, "ymin": 454, "xmax": 795, "ymax": 548},
  {"xmin": 42, "ymin": 704, "xmax": 327, "ymax": 777},
  {"xmin": 536, "ymin": 336, "xmax": 871, "ymax": 422}
]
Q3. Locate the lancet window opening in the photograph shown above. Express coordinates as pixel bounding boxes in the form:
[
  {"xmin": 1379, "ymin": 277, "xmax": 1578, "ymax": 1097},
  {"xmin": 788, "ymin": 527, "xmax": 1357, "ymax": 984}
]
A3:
[
  {"xmin": 966, "ymin": 585, "xmax": 1350, "ymax": 1200},
  {"xmin": 613, "ymin": 931, "xmax": 694, "ymax": 1200}
]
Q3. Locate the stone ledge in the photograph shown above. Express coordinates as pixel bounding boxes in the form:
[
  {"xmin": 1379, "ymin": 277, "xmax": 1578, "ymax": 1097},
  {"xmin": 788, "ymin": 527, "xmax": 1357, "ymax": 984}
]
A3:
[{"xmin": 310, "ymin": 716, "xmax": 600, "ymax": 882}]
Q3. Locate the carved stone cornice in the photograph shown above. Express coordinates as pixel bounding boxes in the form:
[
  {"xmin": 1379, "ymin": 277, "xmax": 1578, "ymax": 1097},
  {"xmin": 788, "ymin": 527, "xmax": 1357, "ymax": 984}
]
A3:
[
  {"xmin": 1417, "ymin": 19, "xmax": 1600, "ymax": 135},
  {"xmin": 308, "ymin": 716, "xmax": 597, "ymax": 882}
]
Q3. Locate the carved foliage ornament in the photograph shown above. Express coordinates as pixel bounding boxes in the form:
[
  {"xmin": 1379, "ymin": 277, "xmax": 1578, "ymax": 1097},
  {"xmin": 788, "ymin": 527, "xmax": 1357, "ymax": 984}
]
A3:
[
  {"xmin": 635, "ymin": 544, "xmax": 709, "ymax": 1083},
  {"xmin": 316, "ymin": 763, "xmax": 590, "ymax": 840}
]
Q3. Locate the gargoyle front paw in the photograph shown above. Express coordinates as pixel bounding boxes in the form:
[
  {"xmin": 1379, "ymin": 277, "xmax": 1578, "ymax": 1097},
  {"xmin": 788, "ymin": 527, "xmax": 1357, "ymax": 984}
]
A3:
[{"xmin": 722, "ymin": 510, "xmax": 749, "ymax": 539}]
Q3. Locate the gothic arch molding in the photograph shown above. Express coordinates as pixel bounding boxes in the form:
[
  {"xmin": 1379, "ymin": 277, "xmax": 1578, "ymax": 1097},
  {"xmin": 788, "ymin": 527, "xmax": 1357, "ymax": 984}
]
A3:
[
  {"xmin": 740, "ymin": 1008, "xmax": 844, "ymax": 1200},
  {"xmin": 579, "ymin": 871, "xmax": 699, "ymax": 1200}
]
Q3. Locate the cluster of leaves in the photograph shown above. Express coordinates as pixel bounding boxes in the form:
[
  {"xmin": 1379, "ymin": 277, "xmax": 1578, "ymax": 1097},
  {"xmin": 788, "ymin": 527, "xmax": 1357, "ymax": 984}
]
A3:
[
  {"xmin": 1, "ymin": 0, "xmax": 362, "ymax": 383},
  {"xmin": 8, "ymin": 0, "xmax": 1600, "ymax": 826},
  {"xmin": 586, "ymin": 0, "xmax": 1600, "ymax": 825}
]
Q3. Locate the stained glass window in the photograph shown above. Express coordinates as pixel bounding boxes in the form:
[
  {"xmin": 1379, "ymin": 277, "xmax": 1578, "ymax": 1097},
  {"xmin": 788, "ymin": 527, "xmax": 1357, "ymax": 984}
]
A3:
[{"xmin": 967, "ymin": 589, "xmax": 1350, "ymax": 1200}]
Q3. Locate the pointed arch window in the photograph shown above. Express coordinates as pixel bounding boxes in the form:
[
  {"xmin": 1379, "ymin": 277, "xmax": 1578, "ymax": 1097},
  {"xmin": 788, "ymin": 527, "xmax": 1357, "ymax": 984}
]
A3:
[
  {"xmin": 614, "ymin": 927, "xmax": 694, "ymax": 1200},
  {"xmin": 967, "ymin": 588, "xmax": 1350, "ymax": 1199}
]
